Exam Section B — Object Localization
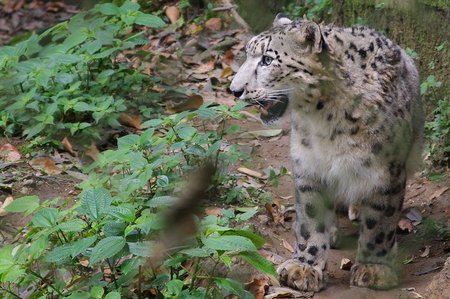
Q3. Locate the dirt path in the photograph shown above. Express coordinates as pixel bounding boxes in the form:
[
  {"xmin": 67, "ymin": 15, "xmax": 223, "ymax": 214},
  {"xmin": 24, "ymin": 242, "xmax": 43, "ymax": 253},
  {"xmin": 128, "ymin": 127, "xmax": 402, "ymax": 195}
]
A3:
[{"xmin": 235, "ymin": 113, "xmax": 449, "ymax": 298}]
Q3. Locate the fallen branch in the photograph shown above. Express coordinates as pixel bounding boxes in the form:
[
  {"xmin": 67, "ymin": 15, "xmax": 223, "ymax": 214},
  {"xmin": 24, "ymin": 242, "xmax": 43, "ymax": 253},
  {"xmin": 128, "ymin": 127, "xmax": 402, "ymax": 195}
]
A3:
[{"xmin": 221, "ymin": 0, "xmax": 250, "ymax": 32}]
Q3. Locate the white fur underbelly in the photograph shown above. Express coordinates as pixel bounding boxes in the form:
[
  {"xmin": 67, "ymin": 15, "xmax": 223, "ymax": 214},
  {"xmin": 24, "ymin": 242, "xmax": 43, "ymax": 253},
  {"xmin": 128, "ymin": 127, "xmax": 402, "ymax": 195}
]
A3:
[{"xmin": 291, "ymin": 133, "xmax": 387, "ymax": 204}]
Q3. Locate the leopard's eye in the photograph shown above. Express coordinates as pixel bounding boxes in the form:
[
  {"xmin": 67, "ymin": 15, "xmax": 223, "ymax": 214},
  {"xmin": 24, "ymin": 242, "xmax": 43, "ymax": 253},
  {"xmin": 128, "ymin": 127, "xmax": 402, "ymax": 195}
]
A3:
[{"xmin": 261, "ymin": 55, "xmax": 273, "ymax": 66}]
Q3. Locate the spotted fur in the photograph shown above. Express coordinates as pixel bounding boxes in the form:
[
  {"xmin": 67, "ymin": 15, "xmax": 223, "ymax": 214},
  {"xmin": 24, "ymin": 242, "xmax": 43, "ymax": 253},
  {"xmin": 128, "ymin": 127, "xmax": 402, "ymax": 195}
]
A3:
[{"xmin": 230, "ymin": 14, "xmax": 424, "ymax": 292}]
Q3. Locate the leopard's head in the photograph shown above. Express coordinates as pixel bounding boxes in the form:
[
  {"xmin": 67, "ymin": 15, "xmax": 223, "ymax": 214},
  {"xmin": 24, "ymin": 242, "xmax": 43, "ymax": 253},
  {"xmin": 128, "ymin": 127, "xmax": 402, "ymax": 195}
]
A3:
[{"xmin": 230, "ymin": 14, "xmax": 325, "ymax": 123}]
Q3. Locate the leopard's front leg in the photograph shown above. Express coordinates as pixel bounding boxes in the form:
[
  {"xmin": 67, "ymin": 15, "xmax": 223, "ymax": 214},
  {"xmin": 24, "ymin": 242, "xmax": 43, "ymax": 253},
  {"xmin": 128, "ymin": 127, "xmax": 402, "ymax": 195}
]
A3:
[
  {"xmin": 351, "ymin": 170, "xmax": 406, "ymax": 289},
  {"xmin": 277, "ymin": 178, "xmax": 334, "ymax": 292}
]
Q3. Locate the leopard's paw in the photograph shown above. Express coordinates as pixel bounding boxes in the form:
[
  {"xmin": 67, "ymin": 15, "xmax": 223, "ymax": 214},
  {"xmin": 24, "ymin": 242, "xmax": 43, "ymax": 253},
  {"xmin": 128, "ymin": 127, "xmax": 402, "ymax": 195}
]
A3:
[
  {"xmin": 277, "ymin": 259, "xmax": 325, "ymax": 292},
  {"xmin": 350, "ymin": 263, "xmax": 398, "ymax": 289}
]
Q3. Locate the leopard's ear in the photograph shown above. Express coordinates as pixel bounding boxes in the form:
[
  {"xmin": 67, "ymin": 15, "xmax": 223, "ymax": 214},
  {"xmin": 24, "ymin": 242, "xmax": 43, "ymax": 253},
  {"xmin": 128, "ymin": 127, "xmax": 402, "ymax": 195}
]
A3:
[
  {"xmin": 297, "ymin": 21, "xmax": 323, "ymax": 53},
  {"xmin": 273, "ymin": 13, "xmax": 292, "ymax": 27}
]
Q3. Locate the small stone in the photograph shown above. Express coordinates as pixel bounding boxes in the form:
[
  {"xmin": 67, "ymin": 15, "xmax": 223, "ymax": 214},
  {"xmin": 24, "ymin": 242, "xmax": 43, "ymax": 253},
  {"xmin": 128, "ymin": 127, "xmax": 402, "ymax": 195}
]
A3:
[{"xmin": 340, "ymin": 258, "xmax": 353, "ymax": 271}]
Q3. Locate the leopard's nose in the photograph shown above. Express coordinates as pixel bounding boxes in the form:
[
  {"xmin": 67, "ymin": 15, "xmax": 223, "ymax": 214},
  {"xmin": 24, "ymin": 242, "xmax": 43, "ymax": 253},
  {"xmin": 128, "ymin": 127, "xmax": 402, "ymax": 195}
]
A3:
[{"xmin": 231, "ymin": 89, "xmax": 244, "ymax": 98}]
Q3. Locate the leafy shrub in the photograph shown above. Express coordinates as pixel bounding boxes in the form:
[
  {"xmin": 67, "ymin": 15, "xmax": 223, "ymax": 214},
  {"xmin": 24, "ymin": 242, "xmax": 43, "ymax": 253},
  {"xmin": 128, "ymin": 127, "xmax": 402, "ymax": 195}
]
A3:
[
  {"xmin": 0, "ymin": 104, "xmax": 276, "ymax": 298},
  {"xmin": 0, "ymin": 2, "xmax": 165, "ymax": 144}
]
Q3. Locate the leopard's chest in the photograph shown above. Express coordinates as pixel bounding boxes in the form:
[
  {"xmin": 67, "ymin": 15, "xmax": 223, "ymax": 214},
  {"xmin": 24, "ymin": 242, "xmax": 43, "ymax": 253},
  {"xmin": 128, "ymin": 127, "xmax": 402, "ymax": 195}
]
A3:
[{"xmin": 289, "ymin": 110, "xmax": 388, "ymax": 203}]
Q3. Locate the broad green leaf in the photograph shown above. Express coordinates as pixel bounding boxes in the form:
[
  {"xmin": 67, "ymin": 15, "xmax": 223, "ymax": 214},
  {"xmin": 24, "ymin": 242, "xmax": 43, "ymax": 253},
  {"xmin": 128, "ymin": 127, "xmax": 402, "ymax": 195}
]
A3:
[
  {"xmin": 239, "ymin": 251, "xmax": 277, "ymax": 276},
  {"xmin": 90, "ymin": 286, "xmax": 104, "ymax": 299},
  {"xmin": 82, "ymin": 40, "xmax": 102, "ymax": 54},
  {"xmin": 180, "ymin": 247, "xmax": 211, "ymax": 257},
  {"xmin": 2, "ymin": 264, "xmax": 25, "ymax": 283},
  {"xmin": 120, "ymin": 2, "xmax": 140, "ymax": 12},
  {"xmin": 4, "ymin": 195, "xmax": 39, "ymax": 215},
  {"xmin": 66, "ymin": 291, "xmax": 91, "ymax": 299},
  {"xmin": 90, "ymin": 236, "xmax": 126, "ymax": 264},
  {"xmin": 117, "ymin": 134, "xmax": 139, "ymax": 149},
  {"xmin": 128, "ymin": 241, "xmax": 154, "ymax": 257},
  {"xmin": 0, "ymin": 245, "xmax": 15, "ymax": 274},
  {"xmin": 103, "ymin": 221, "xmax": 127, "ymax": 237},
  {"xmin": 80, "ymin": 188, "xmax": 112, "ymax": 220},
  {"xmin": 70, "ymin": 236, "xmax": 97, "ymax": 257},
  {"xmin": 203, "ymin": 235, "xmax": 257, "ymax": 252},
  {"xmin": 63, "ymin": 31, "xmax": 88, "ymax": 51},
  {"xmin": 164, "ymin": 279, "xmax": 184, "ymax": 297},
  {"xmin": 177, "ymin": 126, "xmax": 197, "ymax": 139},
  {"xmin": 134, "ymin": 14, "xmax": 166, "ymax": 28},
  {"xmin": 104, "ymin": 291, "xmax": 121, "ymax": 299},
  {"xmin": 31, "ymin": 208, "xmax": 58, "ymax": 227},
  {"xmin": 44, "ymin": 244, "xmax": 72, "ymax": 263},
  {"xmin": 23, "ymin": 123, "xmax": 45, "ymax": 139},
  {"xmin": 147, "ymin": 196, "xmax": 179, "ymax": 208},
  {"xmin": 56, "ymin": 219, "xmax": 86, "ymax": 232},
  {"xmin": 214, "ymin": 278, "xmax": 252, "ymax": 299},
  {"xmin": 96, "ymin": 3, "xmax": 120, "ymax": 16},
  {"xmin": 107, "ymin": 206, "xmax": 135, "ymax": 223},
  {"xmin": 223, "ymin": 230, "xmax": 265, "ymax": 249}
]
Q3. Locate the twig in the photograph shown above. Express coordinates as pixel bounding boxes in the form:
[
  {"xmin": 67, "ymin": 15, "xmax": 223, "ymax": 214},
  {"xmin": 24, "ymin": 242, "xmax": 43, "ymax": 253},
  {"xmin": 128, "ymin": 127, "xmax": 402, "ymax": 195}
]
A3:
[
  {"xmin": 413, "ymin": 266, "xmax": 443, "ymax": 276},
  {"xmin": 212, "ymin": 5, "xmax": 237, "ymax": 12},
  {"xmin": 0, "ymin": 160, "xmax": 24, "ymax": 170}
]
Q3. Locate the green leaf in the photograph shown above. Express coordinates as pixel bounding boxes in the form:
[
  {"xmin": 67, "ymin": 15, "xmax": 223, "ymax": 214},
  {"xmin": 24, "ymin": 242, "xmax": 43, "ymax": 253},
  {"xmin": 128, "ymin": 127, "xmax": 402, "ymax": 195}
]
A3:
[
  {"xmin": 80, "ymin": 188, "xmax": 112, "ymax": 220},
  {"xmin": 0, "ymin": 245, "xmax": 15, "ymax": 274},
  {"xmin": 180, "ymin": 247, "xmax": 212, "ymax": 257},
  {"xmin": 104, "ymin": 292, "xmax": 121, "ymax": 299},
  {"xmin": 96, "ymin": 3, "xmax": 120, "ymax": 16},
  {"xmin": 90, "ymin": 236, "xmax": 126, "ymax": 264},
  {"xmin": 56, "ymin": 219, "xmax": 86, "ymax": 232},
  {"xmin": 71, "ymin": 236, "xmax": 97, "ymax": 257},
  {"xmin": 164, "ymin": 279, "xmax": 184, "ymax": 297},
  {"xmin": 4, "ymin": 195, "xmax": 39, "ymax": 215},
  {"xmin": 147, "ymin": 196, "xmax": 179, "ymax": 208},
  {"xmin": 134, "ymin": 14, "xmax": 166, "ymax": 28},
  {"xmin": 44, "ymin": 244, "xmax": 72, "ymax": 262},
  {"xmin": 90, "ymin": 286, "xmax": 105, "ymax": 299},
  {"xmin": 23, "ymin": 123, "xmax": 45, "ymax": 139},
  {"xmin": 203, "ymin": 235, "xmax": 257, "ymax": 252},
  {"xmin": 177, "ymin": 126, "xmax": 197, "ymax": 139},
  {"xmin": 214, "ymin": 278, "xmax": 253, "ymax": 299},
  {"xmin": 120, "ymin": 2, "xmax": 140, "ymax": 12},
  {"xmin": 223, "ymin": 229, "xmax": 265, "ymax": 249},
  {"xmin": 31, "ymin": 208, "xmax": 58, "ymax": 227},
  {"xmin": 63, "ymin": 31, "xmax": 88, "ymax": 51},
  {"xmin": 128, "ymin": 241, "xmax": 154, "ymax": 257},
  {"xmin": 239, "ymin": 251, "xmax": 277, "ymax": 276}
]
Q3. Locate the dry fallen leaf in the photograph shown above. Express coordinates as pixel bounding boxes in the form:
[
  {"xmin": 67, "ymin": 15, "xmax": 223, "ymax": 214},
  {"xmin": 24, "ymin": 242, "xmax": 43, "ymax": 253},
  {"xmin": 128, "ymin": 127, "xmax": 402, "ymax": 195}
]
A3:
[
  {"xmin": 85, "ymin": 143, "xmax": 100, "ymax": 161},
  {"xmin": 0, "ymin": 196, "xmax": 14, "ymax": 216},
  {"xmin": 119, "ymin": 113, "xmax": 142, "ymax": 129},
  {"xmin": 340, "ymin": 258, "xmax": 353, "ymax": 270},
  {"xmin": 61, "ymin": 137, "xmax": 75, "ymax": 156},
  {"xmin": 165, "ymin": 6, "xmax": 180, "ymax": 24},
  {"xmin": 167, "ymin": 94, "xmax": 204, "ymax": 113},
  {"xmin": 398, "ymin": 218, "xmax": 414, "ymax": 233},
  {"xmin": 205, "ymin": 17, "xmax": 222, "ymax": 31},
  {"xmin": 0, "ymin": 143, "xmax": 21, "ymax": 162},
  {"xmin": 223, "ymin": 49, "xmax": 235, "ymax": 65},
  {"xmin": 420, "ymin": 245, "xmax": 431, "ymax": 258},
  {"xmin": 238, "ymin": 167, "xmax": 264, "ymax": 179},
  {"xmin": 265, "ymin": 199, "xmax": 284, "ymax": 225},
  {"xmin": 30, "ymin": 157, "xmax": 62, "ymax": 175},
  {"xmin": 282, "ymin": 239, "xmax": 294, "ymax": 254},
  {"xmin": 245, "ymin": 275, "xmax": 270, "ymax": 299},
  {"xmin": 205, "ymin": 207, "xmax": 223, "ymax": 217},
  {"xmin": 193, "ymin": 60, "xmax": 215, "ymax": 74},
  {"xmin": 265, "ymin": 286, "xmax": 314, "ymax": 298},
  {"xmin": 79, "ymin": 258, "xmax": 89, "ymax": 267},
  {"xmin": 220, "ymin": 66, "xmax": 233, "ymax": 78},
  {"xmin": 239, "ymin": 129, "xmax": 283, "ymax": 139}
]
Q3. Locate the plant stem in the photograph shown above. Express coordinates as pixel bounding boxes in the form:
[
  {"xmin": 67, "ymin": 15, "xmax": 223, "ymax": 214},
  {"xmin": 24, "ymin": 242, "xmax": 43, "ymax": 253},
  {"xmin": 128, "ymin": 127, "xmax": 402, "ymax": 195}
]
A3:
[
  {"xmin": 106, "ymin": 258, "xmax": 119, "ymax": 289},
  {"xmin": 0, "ymin": 286, "xmax": 21, "ymax": 298},
  {"xmin": 189, "ymin": 257, "xmax": 201, "ymax": 292},
  {"xmin": 204, "ymin": 260, "xmax": 219, "ymax": 299},
  {"xmin": 29, "ymin": 270, "xmax": 64, "ymax": 297}
]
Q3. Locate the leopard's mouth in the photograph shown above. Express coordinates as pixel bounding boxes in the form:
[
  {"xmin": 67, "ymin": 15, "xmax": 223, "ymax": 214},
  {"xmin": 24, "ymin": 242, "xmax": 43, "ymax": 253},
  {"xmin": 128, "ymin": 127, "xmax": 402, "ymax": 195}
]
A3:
[{"xmin": 252, "ymin": 96, "xmax": 289, "ymax": 123}]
